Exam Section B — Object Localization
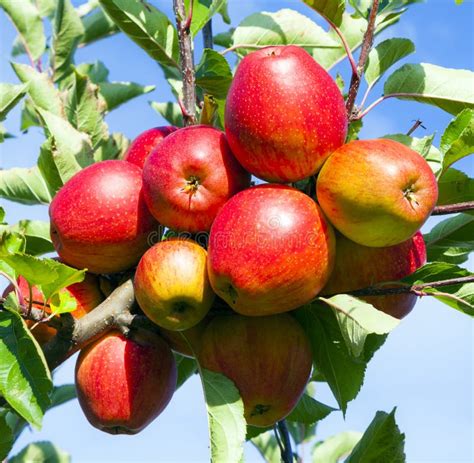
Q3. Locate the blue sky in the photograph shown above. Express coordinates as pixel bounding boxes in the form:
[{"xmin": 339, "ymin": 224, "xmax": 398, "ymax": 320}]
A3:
[{"xmin": 0, "ymin": 1, "xmax": 473, "ymax": 462}]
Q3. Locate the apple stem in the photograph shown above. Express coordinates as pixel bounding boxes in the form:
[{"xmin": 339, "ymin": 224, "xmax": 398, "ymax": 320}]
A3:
[
  {"xmin": 345, "ymin": 0, "xmax": 380, "ymax": 120},
  {"xmin": 173, "ymin": 0, "xmax": 197, "ymax": 126},
  {"xmin": 432, "ymin": 201, "xmax": 474, "ymax": 215},
  {"xmin": 275, "ymin": 420, "xmax": 294, "ymax": 463}
]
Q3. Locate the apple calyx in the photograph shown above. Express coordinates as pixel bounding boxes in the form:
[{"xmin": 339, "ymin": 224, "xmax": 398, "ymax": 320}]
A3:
[
  {"xmin": 403, "ymin": 183, "xmax": 420, "ymax": 208},
  {"xmin": 251, "ymin": 404, "xmax": 271, "ymax": 417},
  {"xmin": 182, "ymin": 175, "xmax": 200, "ymax": 196}
]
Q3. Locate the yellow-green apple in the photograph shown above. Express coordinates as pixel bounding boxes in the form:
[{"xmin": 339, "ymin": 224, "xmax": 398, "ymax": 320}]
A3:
[
  {"xmin": 142, "ymin": 125, "xmax": 250, "ymax": 233},
  {"xmin": 2, "ymin": 273, "xmax": 103, "ymax": 344},
  {"xmin": 50, "ymin": 160, "xmax": 159, "ymax": 274},
  {"xmin": 75, "ymin": 331, "xmax": 176, "ymax": 434},
  {"xmin": 207, "ymin": 184, "xmax": 335, "ymax": 316},
  {"xmin": 321, "ymin": 231, "xmax": 426, "ymax": 318},
  {"xmin": 124, "ymin": 126, "xmax": 176, "ymax": 169},
  {"xmin": 224, "ymin": 45, "xmax": 347, "ymax": 183},
  {"xmin": 198, "ymin": 313, "xmax": 312, "ymax": 427},
  {"xmin": 316, "ymin": 139, "xmax": 438, "ymax": 247},
  {"xmin": 134, "ymin": 239, "xmax": 215, "ymax": 330}
]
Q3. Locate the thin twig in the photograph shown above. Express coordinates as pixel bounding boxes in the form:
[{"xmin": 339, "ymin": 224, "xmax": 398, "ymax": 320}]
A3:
[
  {"xmin": 432, "ymin": 202, "xmax": 474, "ymax": 215},
  {"xmin": 220, "ymin": 44, "xmax": 280, "ymax": 55},
  {"xmin": 277, "ymin": 420, "xmax": 294, "ymax": 463},
  {"xmin": 202, "ymin": 20, "xmax": 213, "ymax": 49},
  {"xmin": 346, "ymin": 0, "xmax": 380, "ymax": 120},
  {"xmin": 406, "ymin": 119, "xmax": 425, "ymax": 136},
  {"xmin": 355, "ymin": 92, "xmax": 425, "ymax": 120}
]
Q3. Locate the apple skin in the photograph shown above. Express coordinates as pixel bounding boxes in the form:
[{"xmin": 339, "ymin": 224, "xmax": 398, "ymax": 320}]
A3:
[
  {"xmin": 75, "ymin": 331, "xmax": 177, "ymax": 435},
  {"xmin": 321, "ymin": 232, "xmax": 427, "ymax": 319},
  {"xmin": 316, "ymin": 139, "xmax": 438, "ymax": 247},
  {"xmin": 142, "ymin": 125, "xmax": 251, "ymax": 233},
  {"xmin": 2, "ymin": 273, "xmax": 103, "ymax": 344},
  {"xmin": 124, "ymin": 126, "xmax": 177, "ymax": 169},
  {"xmin": 207, "ymin": 184, "xmax": 335, "ymax": 316},
  {"xmin": 198, "ymin": 313, "xmax": 312, "ymax": 427},
  {"xmin": 49, "ymin": 160, "xmax": 160, "ymax": 274},
  {"xmin": 224, "ymin": 45, "xmax": 347, "ymax": 183},
  {"xmin": 134, "ymin": 239, "xmax": 215, "ymax": 331}
]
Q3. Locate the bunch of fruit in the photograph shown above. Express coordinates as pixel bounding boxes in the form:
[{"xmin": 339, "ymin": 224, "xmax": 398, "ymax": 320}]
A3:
[{"xmin": 11, "ymin": 45, "xmax": 438, "ymax": 434}]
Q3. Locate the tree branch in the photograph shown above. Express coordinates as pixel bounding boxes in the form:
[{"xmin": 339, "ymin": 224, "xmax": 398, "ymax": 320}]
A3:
[
  {"xmin": 173, "ymin": 0, "xmax": 197, "ymax": 126},
  {"xmin": 432, "ymin": 202, "xmax": 474, "ymax": 215},
  {"xmin": 202, "ymin": 20, "xmax": 213, "ymax": 49},
  {"xmin": 276, "ymin": 420, "xmax": 294, "ymax": 463},
  {"xmin": 346, "ymin": 0, "xmax": 380, "ymax": 120}
]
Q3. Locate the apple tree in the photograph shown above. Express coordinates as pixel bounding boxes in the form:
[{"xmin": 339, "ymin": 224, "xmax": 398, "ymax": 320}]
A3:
[{"xmin": 0, "ymin": 0, "xmax": 473, "ymax": 461}]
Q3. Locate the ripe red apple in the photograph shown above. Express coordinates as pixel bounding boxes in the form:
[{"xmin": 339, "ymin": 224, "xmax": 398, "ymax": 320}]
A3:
[
  {"xmin": 207, "ymin": 184, "xmax": 335, "ymax": 316},
  {"xmin": 224, "ymin": 45, "xmax": 347, "ymax": 183},
  {"xmin": 198, "ymin": 313, "xmax": 312, "ymax": 427},
  {"xmin": 75, "ymin": 331, "xmax": 177, "ymax": 434},
  {"xmin": 142, "ymin": 125, "xmax": 251, "ymax": 233},
  {"xmin": 134, "ymin": 239, "xmax": 215, "ymax": 331},
  {"xmin": 2, "ymin": 273, "xmax": 103, "ymax": 344},
  {"xmin": 50, "ymin": 160, "xmax": 159, "ymax": 274},
  {"xmin": 321, "ymin": 232, "xmax": 427, "ymax": 318},
  {"xmin": 124, "ymin": 126, "xmax": 176, "ymax": 169},
  {"xmin": 316, "ymin": 139, "xmax": 438, "ymax": 247}
]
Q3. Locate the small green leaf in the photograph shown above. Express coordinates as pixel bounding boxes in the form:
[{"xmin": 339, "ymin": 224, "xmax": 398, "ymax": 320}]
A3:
[
  {"xmin": 99, "ymin": 82, "xmax": 155, "ymax": 111},
  {"xmin": 150, "ymin": 101, "xmax": 184, "ymax": 127},
  {"xmin": 365, "ymin": 38, "xmax": 415, "ymax": 86},
  {"xmin": 76, "ymin": 61, "xmax": 110, "ymax": 84},
  {"xmin": 50, "ymin": 290, "xmax": 78, "ymax": 315},
  {"xmin": 186, "ymin": 0, "xmax": 227, "ymax": 37},
  {"xmin": 196, "ymin": 49, "xmax": 233, "ymax": 99},
  {"xmin": 200, "ymin": 369, "xmax": 246, "ymax": 463},
  {"xmin": 312, "ymin": 431, "xmax": 362, "ymax": 463},
  {"xmin": 50, "ymin": 384, "xmax": 77, "ymax": 408},
  {"xmin": 251, "ymin": 432, "xmax": 280, "ymax": 463},
  {"xmin": 214, "ymin": 28, "xmax": 234, "ymax": 49},
  {"xmin": 8, "ymin": 220, "xmax": 54, "ymax": 256},
  {"xmin": 437, "ymin": 168, "xmax": 474, "ymax": 206},
  {"xmin": 174, "ymin": 354, "xmax": 197, "ymax": 390},
  {"xmin": 0, "ymin": 167, "xmax": 52, "ymax": 205},
  {"xmin": 302, "ymin": 0, "xmax": 345, "ymax": 26},
  {"xmin": 0, "ymin": 83, "xmax": 27, "ymax": 121},
  {"xmin": 9, "ymin": 441, "xmax": 70, "ymax": 463},
  {"xmin": 440, "ymin": 109, "xmax": 474, "ymax": 172},
  {"xmin": 81, "ymin": 6, "xmax": 119, "ymax": 46},
  {"xmin": 384, "ymin": 63, "xmax": 474, "ymax": 115},
  {"xmin": 0, "ymin": 312, "xmax": 52, "ymax": 429},
  {"xmin": 0, "ymin": 411, "xmax": 13, "ymax": 460},
  {"xmin": 345, "ymin": 409, "xmax": 405, "ymax": 462},
  {"xmin": 287, "ymin": 393, "xmax": 336, "ymax": 424},
  {"xmin": 0, "ymin": 0, "xmax": 46, "ymax": 60}
]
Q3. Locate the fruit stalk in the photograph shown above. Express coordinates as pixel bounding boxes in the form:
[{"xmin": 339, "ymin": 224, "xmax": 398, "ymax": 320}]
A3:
[
  {"xmin": 275, "ymin": 420, "xmax": 293, "ymax": 463},
  {"xmin": 432, "ymin": 201, "xmax": 474, "ymax": 215}
]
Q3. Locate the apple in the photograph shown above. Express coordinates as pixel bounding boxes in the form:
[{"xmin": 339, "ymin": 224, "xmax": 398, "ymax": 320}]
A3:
[
  {"xmin": 75, "ymin": 331, "xmax": 177, "ymax": 434},
  {"xmin": 142, "ymin": 125, "xmax": 251, "ymax": 233},
  {"xmin": 2, "ymin": 273, "xmax": 103, "ymax": 344},
  {"xmin": 316, "ymin": 139, "xmax": 438, "ymax": 247},
  {"xmin": 321, "ymin": 231, "xmax": 427, "ymax": 318},
  {"xmin": 124, "ymin": 126, "xmax": 177, "ymax": 169},
  {"xmin": 207, "ymin": 184, "xmax": 335, "ymax": 316},
  {"xmin": 50, "ymin": 160, "xmax": 159, "ymax": 274},
  {"xmin": 198, "ymin": 313, "xmax": 312, "ymax": 427},
  {"xmin": 134, "ymin": 239, "xmax": 215, "ymax": 330},
  {"xmin": 224, "ymin": 45, "xmax": 347, "ymax": 183}
]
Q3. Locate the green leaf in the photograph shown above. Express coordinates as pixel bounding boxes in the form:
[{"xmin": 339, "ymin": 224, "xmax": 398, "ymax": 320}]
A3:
[
  {"xmin": 50, "ymin": 290, "xmax": 78, "ymax": 315},
  {"xmin": 294, "ymin": 303, "xmax": 368, "ymax": 414},
  {"xmin": 0, "ymin": 0, "xmax": 46, "ymax": 60},
  {"xmin": 150, "ymin": 101, "xmax": 184, "ymax": 127},
  {"xmin": 99, "ymin": 82, "xmax": 155, "ymax": 111},
  {"xmin": 251, "ymin": 432, "xmax": 280, "ymax": 463},
  {"xmin": 0, "ymin": 311, "xmax": 52, "ymax": 429},
  {"xmin": 437, "ymin": 168, "xmax": 474, "ymax": 206},
  {"xmin": 312, "ymin": 431, "xmax": 362, "ymax": 463},
  {"xmin": 0, "ymin": 83, "xmax": 27, "ymax": 121},
  {"xmin": 196, "ymin": 49, "xmax": 233, "ymax": 99},
  {"xmin": 9, "ymin": 442, "xmax": 70, "ymax": 463},
  {"xmin": 52, "ymin": 0, "xmax": 85, "ymax": 82},
  {"xmin": 0, "ymin": 411, "xmax": 13, "ymax": 461},
  {"xmin": 76, "ymin": 61, "xmax": 110, "ymax": 84},
  {"xmin": 174, "ymin": 354, "xmax": 197, "ymax": 390},
  {"xmin": 81, "ymin": 6, "xmax": 119, "ymax": 46},
  {"xmin": 93, "ymin": 132, "xmax": 130, "ymax": 162},
  {"xmin": 50, "ymin": 384, "xmax": 77, "ymax": 408},
  {"xmin": 345, "ymin": 409, "xmax": 405, "ymax": 462},
  {"xmin": 302, "ymin": 0, "xmax": 345, "ymax": 26},
  {"xmin": 365, "ymin": 38, "xmax": 415, "ymax": 86},
  {"xmin": 11, "ymin": 63, "xmax": 64, "ymax": 117},
  {"xmin": 0, "ymin": 167, "xmax": 52, "ymax": 205},
  {"xmin": 214, "ymin": 28, "xmax": 234, "ymax": 49},
  {"xmin": 66, "ymin": 71, "xmax": 108, "ymax": 147},
  {"xmin": 424, "ymin": 213, "xmax": 474, "ymax": 265},
  {"xmin": 99, "ymin": 0, "xmax": 179, "ymax": 69},
  {"xmin": 287, "ymin": 420, "xmax": 317, "ymax": 445},
  {"xmin": 232, "ymin": 9, "xmax": 338, "ymax": 58},
  {"xmin": 200, "ymin": 369, "xmax": 246, "ymax": 463},
  {"xmin": 440, "ymin": 108, "xmax": 474, "ymax": 171},
  {"xmin": 186, "ymin": 0, "xmax": 227, "ymax": 37},
  {"xmin": 8, "ymin": 220, "xmax": 54, "ymax": 256},
  {"xmin": 218, "ymin": 0, "xmax": 230, "ymax": 24},
  {"xmin": 320, "ymin": 295, "xmax": 399, "ymax": 359},
  {"xmin": 287, "ymin": 393, "xmax": 336, "ymax": 424},
  {"xmin": 384, "ymin": 63, "xmax": 474, "ymax": 115}
]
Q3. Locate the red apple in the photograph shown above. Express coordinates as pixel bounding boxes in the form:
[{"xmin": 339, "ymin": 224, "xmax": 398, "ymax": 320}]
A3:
[
  {"xmin": 75, "ymin": 331, "xmax": 177, "ymax": 434},
  {"xmin": 124, "ymin": 126, "xmax": 177, "ymax": 169},
  {"xmin": 50, "ymin": 160, "xmax": 159, "ymax": 274},
  {"xmin": 134, "ymin": 239, "xmax": 215, "ymax": 331},
  {"xmin": 198, "ymin": 313, "xmax": 312, "ymax": 427},
  {"xmin": 142, "ymin": 125, "xmax": 251, "ymax": 233},
  {"xmin": 207, "ymin": 184, "xmax": 335, "ymax": 316},
  {"xmin": 321, "ymin": 232, "xmax": 427, "ymax": 318},
  {"xmin": 225, "ymin": 45, "xmax": 347, "ymax": 183},
  {"xmin": 316, "ymin": 139, "xmax": 438, "ymax": 247},
  {"xmin": 2, "ymin": 273, "xmax": 103, "ymax": 344}
]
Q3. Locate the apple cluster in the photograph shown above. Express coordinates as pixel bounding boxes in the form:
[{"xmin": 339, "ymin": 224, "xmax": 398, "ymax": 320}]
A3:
[{"xmin": 16, "ymin": 45, "xmax": 438, "ymax": 435}]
